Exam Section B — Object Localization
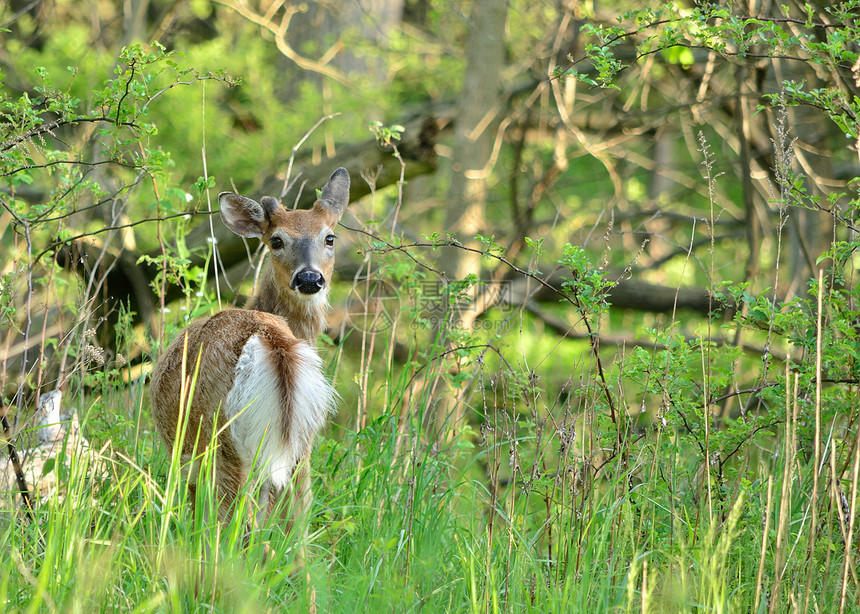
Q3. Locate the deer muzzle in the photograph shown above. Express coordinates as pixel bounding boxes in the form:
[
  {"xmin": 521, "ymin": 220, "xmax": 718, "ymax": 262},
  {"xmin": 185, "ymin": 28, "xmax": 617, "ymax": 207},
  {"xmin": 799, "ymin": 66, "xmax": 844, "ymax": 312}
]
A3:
[{"xmin": 292, "ymin": 269, "xmax": 326, "ymax": 295}]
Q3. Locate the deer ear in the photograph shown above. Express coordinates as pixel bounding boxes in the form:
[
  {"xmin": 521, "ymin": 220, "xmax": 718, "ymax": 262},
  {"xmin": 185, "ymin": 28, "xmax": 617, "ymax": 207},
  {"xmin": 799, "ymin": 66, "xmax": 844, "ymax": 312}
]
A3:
[
  {"xmin": 219, "ymin": 192, "xmax": 266, "ymax": 238},
  {"xmin": 318, "ymin": 167, "xmax": 350, "ymax": 217},
  {"xmin": 260, "ymin": 196, "xmax": 282, "ymax": 217}
]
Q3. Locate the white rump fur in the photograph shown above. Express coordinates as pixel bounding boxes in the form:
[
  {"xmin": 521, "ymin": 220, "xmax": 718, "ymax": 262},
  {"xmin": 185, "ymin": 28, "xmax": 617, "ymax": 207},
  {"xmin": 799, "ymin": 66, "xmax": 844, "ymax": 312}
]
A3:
[{"xmin": 225, "ymin": 335, "xmax": 336, "ymax": 490}]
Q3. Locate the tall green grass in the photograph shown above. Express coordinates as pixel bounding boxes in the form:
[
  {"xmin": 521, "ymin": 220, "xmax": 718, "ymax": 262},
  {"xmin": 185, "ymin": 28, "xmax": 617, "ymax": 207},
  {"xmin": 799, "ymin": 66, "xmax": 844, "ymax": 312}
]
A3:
[
  {"xmin": 1, "ymin": 340, "xmax": 855, "ymax": 612},
  {"xmin": 2, "ymin": 191, "xmax": 857, "ymax": 612}
]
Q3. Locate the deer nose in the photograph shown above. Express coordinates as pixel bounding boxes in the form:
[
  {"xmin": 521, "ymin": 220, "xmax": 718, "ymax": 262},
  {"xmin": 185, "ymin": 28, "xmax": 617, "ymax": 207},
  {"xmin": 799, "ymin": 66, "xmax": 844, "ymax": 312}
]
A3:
[{"xmin": 293, "ymin": 269, "xmax": 325, "ymax": 295}]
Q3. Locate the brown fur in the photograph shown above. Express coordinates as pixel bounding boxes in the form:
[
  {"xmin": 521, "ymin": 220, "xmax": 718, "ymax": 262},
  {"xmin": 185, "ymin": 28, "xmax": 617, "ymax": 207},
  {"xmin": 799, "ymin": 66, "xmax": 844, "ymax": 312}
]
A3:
[
  {"xmin": 150, "ymin": 310, "xmax": 305, "ymax": 514},
  {"xmin": 149, "ymin": 167, "xmax": 350, "ymax": 528}
]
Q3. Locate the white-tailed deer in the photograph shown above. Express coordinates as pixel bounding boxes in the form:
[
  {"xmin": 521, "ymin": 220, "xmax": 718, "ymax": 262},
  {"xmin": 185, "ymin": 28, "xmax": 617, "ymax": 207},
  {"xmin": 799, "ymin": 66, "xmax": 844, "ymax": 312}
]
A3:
[{"xmin": 150, "ymin": 167, "xmax": 350, "ymax": 534}]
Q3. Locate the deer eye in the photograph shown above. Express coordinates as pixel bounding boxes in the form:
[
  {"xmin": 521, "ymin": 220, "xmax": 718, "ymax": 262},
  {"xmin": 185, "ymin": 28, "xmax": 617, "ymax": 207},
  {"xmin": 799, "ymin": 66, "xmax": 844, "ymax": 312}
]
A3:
[
  {"xmin": 325, "ymin": 234, "xmax": 336, "ymax": 247},
  {"xmin": 270, "ymin": 236, "xmax": 284, "ymax": 250}
]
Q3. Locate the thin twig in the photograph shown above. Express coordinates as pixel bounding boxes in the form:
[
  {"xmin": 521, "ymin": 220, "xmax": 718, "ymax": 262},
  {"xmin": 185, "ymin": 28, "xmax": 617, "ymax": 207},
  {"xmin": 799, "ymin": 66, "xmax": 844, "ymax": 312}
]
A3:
[{"xmin": 345, "ymin": 226, "xmax": 621, "ymax": 429}]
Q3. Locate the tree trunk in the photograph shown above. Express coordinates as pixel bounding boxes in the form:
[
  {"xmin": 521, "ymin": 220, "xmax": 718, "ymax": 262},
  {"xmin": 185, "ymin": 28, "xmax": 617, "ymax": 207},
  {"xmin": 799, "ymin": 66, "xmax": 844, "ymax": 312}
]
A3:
[
  {"xmin": 438, "ymin": 0, "xmax": 508, "ymax": 284},
  {"xmin": 434, "ymin": 0, "xmax": 508, "ymax": 441},
  {"xmin": 271, "ymin": 0, "xmax": 405, "ymax": 103}
]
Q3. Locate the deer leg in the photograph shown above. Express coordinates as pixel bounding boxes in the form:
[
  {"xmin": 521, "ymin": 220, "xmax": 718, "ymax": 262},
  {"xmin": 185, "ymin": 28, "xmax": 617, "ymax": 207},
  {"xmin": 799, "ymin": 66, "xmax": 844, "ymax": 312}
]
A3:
[{"xmin": 269, "ymin": 455, "xmax": 316, "ymax": 612}]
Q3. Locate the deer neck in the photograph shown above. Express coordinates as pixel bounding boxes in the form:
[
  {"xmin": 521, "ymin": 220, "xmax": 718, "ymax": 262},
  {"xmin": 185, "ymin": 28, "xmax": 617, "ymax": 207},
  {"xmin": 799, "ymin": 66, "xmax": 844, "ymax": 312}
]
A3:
[{"xmin": 245, "ymin": 262, "xmax": 328, "ymax": 343}]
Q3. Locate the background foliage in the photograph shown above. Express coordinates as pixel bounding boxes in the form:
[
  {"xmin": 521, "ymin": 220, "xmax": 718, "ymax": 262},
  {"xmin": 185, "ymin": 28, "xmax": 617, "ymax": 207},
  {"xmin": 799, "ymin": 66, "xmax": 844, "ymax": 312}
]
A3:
[{"xmin": 1, "ymin": 0, "xmax": 859, "ymax": 611}]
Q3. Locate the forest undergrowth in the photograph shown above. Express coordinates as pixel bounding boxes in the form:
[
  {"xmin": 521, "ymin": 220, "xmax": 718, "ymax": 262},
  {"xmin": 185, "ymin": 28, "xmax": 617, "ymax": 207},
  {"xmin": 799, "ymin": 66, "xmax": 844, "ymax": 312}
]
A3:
[
  {"xmin": 2, "ymin": 145, "xmax": 858, "ymax": 611},
  {"xmin": 2, "ymin": 4, "xmax": 860, "ymax": 612}
]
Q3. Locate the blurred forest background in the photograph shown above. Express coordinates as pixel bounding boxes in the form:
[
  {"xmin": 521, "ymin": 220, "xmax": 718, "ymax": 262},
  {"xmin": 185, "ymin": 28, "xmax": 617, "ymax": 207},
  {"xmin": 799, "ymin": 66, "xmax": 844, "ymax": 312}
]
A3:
[{"xmin": 1, "ymin": 0, "xmax": 860, "ymax": 612}]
